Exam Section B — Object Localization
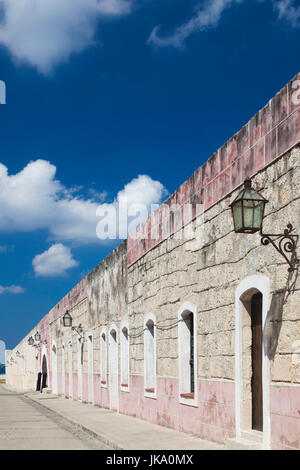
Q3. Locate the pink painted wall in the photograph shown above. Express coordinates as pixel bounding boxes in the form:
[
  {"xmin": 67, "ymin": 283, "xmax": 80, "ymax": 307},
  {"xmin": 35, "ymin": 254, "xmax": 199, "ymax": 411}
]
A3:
[
  {"xmin": 57, "ymin": 371, "xmax": 62, "ymax": 396},
  {"xmin": 74, "ymin": 372, "xmax": 235, "ymax": 444},
  {"xmin": 82, "ymin": 372, "xmax": 89, "ymax": 403},
  {"xmin": 93, "ymin": 374, "xmax": 110, "ymax": 409},
  {"xmin": 60, "ymin": 372, "xmax": 300, "ymax": 449},
  {"xmin": 128, "ymin": 72, "xmax": 300, "ymax": 266},
  {"xmin": 271, "ymin": 385, "xmax": 300, "ymax": 450},
  {"xmin": 119, "ymin": 376, "xmax": 235, "ymax": 444},
  {"xmin": 73, "ymin": 372, "xmax": 78, "ymax": 401},
  {"xmin": 65, "ymin": 372, "xmax": 69, "ymax": 397}
]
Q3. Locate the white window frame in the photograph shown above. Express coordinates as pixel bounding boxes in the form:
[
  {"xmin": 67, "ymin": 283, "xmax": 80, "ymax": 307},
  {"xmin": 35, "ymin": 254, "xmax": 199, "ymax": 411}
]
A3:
[
  {"xmin": 100, "ymin": 328, "xmax": 107, "ymax": 388},
  {"xmin": 120, "ymin": 321, "xmax": 130, "ymax": 393},
  {"xmin": 178, "ymin": 302, "xmax": 198, "ymax": 407},
  {"xmin": 144, "ymin": 313, "xmax": 157, "ymax": 399},
  {"xmin": 87, "ymin": 331, "xmax": 94, "ymax": 404},
  {"xmin": 108, "ymin": 324, "xmax": 119, "ymax": 412}
]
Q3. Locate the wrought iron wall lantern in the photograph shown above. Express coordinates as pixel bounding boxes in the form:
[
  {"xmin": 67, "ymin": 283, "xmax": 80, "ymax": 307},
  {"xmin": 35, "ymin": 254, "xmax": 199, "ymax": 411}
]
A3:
[
  {"xmin": 230, "ymin": 178, "xmax": 299, "ymax": 273},
  {"xmin": 62, "ymin": 311, "xmax": 72, "ymax": 327},
  {"xmin": 27, "ymin": 333, "xmax": 41, "ymax": 349},
  {"xmin": 34, "ymin": 331, "xmax": 41, "ymax": 342},
  {"xmin": 62, "ymin": 311, "xmax": 83, "ymax": 339},
  {"xmin": 27, "ymin": 331, "xmax": 41, "ymax": 348}
]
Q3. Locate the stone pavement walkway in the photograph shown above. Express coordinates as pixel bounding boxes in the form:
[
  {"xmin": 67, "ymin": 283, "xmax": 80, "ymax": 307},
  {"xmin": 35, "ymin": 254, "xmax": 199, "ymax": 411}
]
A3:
[
  {"xmin": 0, "ymin": 384, "xmax": 109, "ymax": 450},
  {"xmin": 23, "ymin": 389, "xmax": 225, "ymax": 450}
]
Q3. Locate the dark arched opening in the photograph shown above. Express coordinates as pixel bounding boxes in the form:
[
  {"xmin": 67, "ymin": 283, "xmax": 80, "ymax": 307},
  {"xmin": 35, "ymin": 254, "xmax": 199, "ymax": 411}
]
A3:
[
  {"xmin": 37, "ymin": 354, "xmax": 48, "ymax": 392},
  {"xmin": 251, "ymin": 292, "xmax": 263, "ymax": 432}
]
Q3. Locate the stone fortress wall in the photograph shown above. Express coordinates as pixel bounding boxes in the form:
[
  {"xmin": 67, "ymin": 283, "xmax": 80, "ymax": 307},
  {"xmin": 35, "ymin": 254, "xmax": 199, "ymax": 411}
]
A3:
[{"xmin": 6, "ymin": 73, "xmax": 300, "ymax": 450}]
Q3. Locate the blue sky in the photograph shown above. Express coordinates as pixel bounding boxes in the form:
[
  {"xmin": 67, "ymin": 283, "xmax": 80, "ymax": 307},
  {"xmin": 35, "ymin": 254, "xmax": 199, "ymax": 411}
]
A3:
[{"xmin": 0, "ymin": 0, "xmax": 300, "ymax": 349}]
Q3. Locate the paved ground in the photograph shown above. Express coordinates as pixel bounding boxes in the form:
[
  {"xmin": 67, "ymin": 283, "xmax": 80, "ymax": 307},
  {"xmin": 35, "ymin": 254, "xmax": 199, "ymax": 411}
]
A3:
[
  {"xmin": 0, "ymin": 384, "xmax": 110, "ymax": 450},
  {"xmin": 1, "ymin": 384, "xmax": 225, "ymax": 450},
  {"xmin": 24, "ymin": 388, "xmax": 225, "ymax": 450}
]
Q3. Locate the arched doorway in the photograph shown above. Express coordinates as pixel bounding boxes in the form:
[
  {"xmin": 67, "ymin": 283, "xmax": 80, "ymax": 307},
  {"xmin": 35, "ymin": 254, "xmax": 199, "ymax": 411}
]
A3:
[
  {"xmin": 109, "ymin": 325, "xmax": 118, "ymax": 412},
  {"xmin": 42, "ymin": 354, "xmax": 48, "ymax": 389},
  {"xmin": 41, "ymin": 343, "xmax": 49, "ymax": 391},
  {"xmin": 235, "ymin": 275, "xmax": 270, "ymax": 448},
  {"xmin": 251, "ymin": 292, "xmax": 263, "ymax": 431}
]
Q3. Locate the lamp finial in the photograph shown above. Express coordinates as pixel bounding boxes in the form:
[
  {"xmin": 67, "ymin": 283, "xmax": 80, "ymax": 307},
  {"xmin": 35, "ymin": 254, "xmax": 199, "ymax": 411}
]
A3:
[{"xmin": 244, "ymin": 178, "xmax": 251, "ymax": 189}]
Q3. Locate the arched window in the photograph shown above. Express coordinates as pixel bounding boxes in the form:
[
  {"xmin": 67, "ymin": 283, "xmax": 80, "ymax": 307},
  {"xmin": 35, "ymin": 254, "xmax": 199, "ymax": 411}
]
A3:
[
  {"xmin": 120, "ymin": 323, "xmax": 129, "ymax": 391},
  {"xmin": 144, "ymin": 314, "xmax": 156, "ymax": 398},
  {"xmin": 178, "ymin": 302, "xmax": 197, "ymax": 406},
  {"xmin": 100, "ymin": 329, "xmax": 107, "ymax": 387}
]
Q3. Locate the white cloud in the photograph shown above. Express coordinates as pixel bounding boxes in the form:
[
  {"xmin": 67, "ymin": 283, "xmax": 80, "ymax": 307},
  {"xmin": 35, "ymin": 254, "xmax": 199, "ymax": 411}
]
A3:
[
  {"xmin": 273, "ymin": 0, "xmax": 300, "ymax": 27},
  {"xmin": 117, "ymin": 174, "xmax": 166, "ymax": 209},
  {"xmin": 96, "ymin": 0, "xmax": 131, "ymax": 15},
  {"xmin": 148, "ymin": 0, "xmax": 242, "ymax": 49},
  {"xmin": 148, "ymin": 0, "xmax": 299, "ymax": 49},
  {"xmin": 0, "ymin": 0, "xmax": 132, "ymax": 74},
  {"xmin": 0, "ymin": 159, "xmax": 167, "ymax": 243},
  {"xmin": 33, "ymin": 243, "xmax": 78, "ymax": 277},
  {"xmin": 0, "ymin": 285, "xmax": 25, "ymax": 294}
]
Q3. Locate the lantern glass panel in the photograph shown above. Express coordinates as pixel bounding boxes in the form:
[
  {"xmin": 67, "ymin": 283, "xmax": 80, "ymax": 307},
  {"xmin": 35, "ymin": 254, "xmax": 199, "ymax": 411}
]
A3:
[
  {"xmin": 232, "ymin": 201, "xmax": 243, "ymax": 232},
  {"xmin": 244, "ymin": 189, "xmax": 265, "ymax": 201},
  {"xmin": 243, "ymin": 199, "xmax": 256, "ymax": 230},
  {"xmin": 253, "ymin": 200, "xmax": 265, "ymax": 230}
]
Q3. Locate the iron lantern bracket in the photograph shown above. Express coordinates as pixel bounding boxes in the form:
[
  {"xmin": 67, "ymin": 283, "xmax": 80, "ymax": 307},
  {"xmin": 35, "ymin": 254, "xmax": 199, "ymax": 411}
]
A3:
[
  {"xmin": 260, "ymin": 223, "xmax": 300, "ymax": 272},
  {"xmin": 72, "ymin": 324, "xmax": 83, "ymax": 339}
]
